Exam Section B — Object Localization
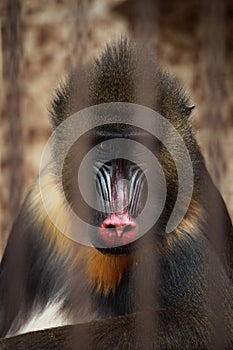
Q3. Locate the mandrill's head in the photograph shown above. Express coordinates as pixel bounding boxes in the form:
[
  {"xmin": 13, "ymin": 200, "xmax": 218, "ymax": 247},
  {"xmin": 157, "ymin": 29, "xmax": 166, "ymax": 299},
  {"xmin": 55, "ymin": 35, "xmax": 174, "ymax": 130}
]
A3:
[{"xmin": 49, "ymin": 39, "xmax": 201, "ymax": 257}]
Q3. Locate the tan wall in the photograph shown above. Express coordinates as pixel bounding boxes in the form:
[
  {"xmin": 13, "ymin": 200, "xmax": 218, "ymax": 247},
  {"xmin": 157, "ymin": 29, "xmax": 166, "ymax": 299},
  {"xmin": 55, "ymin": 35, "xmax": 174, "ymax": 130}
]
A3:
[{"xmin": 1, "ymin": 0, "xmax": 233, "ymax": 257}]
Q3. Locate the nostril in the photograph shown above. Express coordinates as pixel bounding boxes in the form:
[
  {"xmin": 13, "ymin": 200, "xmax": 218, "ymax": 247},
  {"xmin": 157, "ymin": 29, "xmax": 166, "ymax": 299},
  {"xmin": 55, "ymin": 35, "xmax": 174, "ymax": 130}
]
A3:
[
  {"xmin": 123, "ymin": 225, "xmax": 134, "ymax": 233},
  {"xmin": 105, "ymin": 224, "xmax": 115, "ymax": 229}
]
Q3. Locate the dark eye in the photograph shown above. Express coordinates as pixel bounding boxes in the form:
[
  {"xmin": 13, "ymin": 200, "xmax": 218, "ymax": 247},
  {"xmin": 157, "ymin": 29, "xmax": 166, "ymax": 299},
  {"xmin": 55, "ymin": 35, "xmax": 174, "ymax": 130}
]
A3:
[
  {"xmin": 95, "ymin": 141, "xmax": 115, "ymax": 163},
  {"xmin": 99, "ymin": 142, "xmax": 113, "ymax": 152}
]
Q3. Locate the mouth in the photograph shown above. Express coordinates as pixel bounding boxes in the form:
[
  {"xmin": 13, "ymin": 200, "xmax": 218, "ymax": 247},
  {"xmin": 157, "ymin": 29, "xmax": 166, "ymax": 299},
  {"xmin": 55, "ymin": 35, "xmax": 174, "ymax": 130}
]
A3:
[{"xmin": 96, "ymin": 243, "xmax": 136, "ymax": 255}]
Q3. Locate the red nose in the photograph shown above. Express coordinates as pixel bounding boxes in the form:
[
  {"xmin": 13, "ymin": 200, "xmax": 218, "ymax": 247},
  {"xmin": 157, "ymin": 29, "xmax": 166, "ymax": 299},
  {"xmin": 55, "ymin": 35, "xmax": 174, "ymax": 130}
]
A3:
[{"xmin": 99, "ymin": 213, "xmax": 138, "ymax": 247}]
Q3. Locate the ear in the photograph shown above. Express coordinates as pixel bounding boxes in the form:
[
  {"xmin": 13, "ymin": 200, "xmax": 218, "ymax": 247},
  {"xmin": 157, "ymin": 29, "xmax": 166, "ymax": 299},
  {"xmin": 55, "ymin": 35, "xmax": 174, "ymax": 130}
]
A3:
[
  {"xmin": 49, "ymin": 68, "xmax": 90, "ymax": 129},
  {"xmin": 50, "ymin": 81, "xmax": 69, "ymax": 128},
  {"xmin": 186, "ymin": 105, "xmax": 195, "ymax": 117}
]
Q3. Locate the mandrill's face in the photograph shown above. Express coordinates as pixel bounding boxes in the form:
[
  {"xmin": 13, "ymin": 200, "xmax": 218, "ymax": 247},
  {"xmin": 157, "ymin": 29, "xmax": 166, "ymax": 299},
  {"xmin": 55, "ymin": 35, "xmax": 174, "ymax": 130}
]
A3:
[{"xmin": 64, "ymin": 124, "xmax": 165, "ymax": 255}]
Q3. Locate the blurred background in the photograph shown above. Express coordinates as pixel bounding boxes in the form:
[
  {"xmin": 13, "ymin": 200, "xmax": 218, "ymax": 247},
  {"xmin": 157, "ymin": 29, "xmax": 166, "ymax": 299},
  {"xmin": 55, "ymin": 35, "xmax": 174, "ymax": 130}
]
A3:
[{"xmin": 0, "ymin": 0, "xmax": 233, "ymax": 258}]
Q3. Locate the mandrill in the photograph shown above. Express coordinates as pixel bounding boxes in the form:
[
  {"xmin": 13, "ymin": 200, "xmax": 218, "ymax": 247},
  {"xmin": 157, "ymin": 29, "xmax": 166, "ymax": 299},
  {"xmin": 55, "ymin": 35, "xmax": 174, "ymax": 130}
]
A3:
[{"xmin": 0, "ymin": 39, "xmax": 232, "ymax": 349}]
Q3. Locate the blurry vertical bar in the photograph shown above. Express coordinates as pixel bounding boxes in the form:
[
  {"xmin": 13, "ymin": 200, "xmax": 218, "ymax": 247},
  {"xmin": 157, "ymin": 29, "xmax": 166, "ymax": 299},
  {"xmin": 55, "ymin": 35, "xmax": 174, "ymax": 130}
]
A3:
[
  {"xmin": 1, "ymin": 0, "xmax": 23, "ymax": 253},
  {"xmin": 201, "ymin": 0, "xmax": 227, "ymax": 347},
  {"xmin": 131, "ymin": 0, "xmax": 160, "ymax": 348},
  {"xmin": 1, "ymin": 0, "xmax": 25, "ymax": 329},
  {"xmin": 69, "ymin": 1, "xmax": 90, "ymax": 349}
]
